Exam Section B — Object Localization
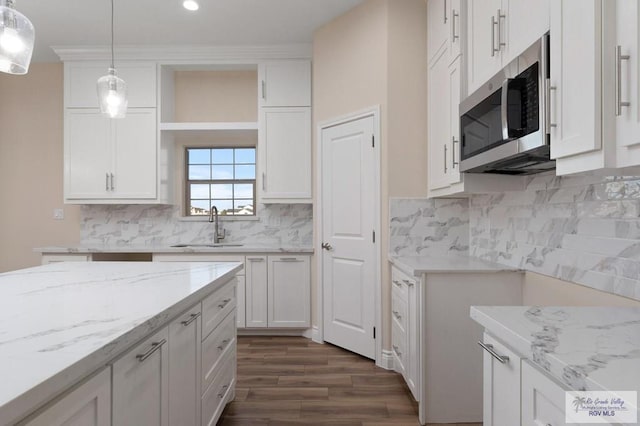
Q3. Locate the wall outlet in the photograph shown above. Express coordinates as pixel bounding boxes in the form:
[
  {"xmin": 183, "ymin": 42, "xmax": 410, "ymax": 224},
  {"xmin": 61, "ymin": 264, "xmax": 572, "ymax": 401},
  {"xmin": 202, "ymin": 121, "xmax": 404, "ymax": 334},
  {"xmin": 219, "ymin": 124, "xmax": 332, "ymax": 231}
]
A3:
[{"xmin": 53, "ymin": 208, "xmax": 64, "ymax": 220}]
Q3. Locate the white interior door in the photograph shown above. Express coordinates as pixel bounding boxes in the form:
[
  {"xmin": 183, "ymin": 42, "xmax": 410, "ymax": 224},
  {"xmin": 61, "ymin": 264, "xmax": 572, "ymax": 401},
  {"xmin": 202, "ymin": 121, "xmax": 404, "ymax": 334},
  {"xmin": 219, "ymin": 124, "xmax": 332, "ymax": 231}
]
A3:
[{"xmin": 321, "ymin": 115, "xmax": 376, "ymax": 360}]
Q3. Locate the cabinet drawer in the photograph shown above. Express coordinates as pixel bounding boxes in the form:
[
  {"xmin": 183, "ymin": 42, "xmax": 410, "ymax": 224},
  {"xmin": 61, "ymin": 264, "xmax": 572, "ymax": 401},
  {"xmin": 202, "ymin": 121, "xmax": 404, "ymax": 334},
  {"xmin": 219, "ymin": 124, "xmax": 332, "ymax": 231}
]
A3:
[
  {"xmin": 392, "ymin": 321, "xmax": 408, "ymax": 376},
  {"xmin": 201, "ymin": 348, "xmax": 236, "ymax": 426},
  {"xmin": 391, "ymin": 267, "xmax": 415, "ymax": 301},
  {"xmin": 391, "ymin": 290, "xmax": 408, "ymax": 334},
  {"xmin": 522, "ymin": 361, "xmax": 571, "ymax": 426},
  {"xmin": 202, "ymin": 279, "xmax": 236, "ymax": 340},
  {"xmin": 201, "ymin": 312, "xmax": 236, "ymax": 394}
]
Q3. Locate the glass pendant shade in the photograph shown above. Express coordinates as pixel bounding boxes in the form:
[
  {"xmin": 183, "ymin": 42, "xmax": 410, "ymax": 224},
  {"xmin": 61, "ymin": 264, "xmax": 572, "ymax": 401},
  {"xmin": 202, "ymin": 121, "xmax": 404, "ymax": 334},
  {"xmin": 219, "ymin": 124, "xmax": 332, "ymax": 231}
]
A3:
[
  {"xmin": 97, "ymin": 68, "xmax": 128, "ymax": 118},
  {"xmin": 0, "ymin": 0, "xmax": 35, "ymax": 75}
]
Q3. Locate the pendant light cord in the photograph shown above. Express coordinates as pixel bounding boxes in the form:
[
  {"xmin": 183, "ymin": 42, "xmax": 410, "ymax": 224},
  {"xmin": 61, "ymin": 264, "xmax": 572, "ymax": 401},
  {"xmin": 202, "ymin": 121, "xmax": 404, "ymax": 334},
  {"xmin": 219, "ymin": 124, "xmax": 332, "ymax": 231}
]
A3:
[{"xmin": 110, "ymin": 0, "xmax": 114, "ymax": 69}]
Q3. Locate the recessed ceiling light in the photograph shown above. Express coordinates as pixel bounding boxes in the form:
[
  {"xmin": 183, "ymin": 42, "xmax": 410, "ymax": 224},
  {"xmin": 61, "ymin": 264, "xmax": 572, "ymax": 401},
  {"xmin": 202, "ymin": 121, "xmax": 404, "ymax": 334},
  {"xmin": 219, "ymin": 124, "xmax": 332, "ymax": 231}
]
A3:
[{"xmin": 183, "ymin": 0, "xmax": 199, "ymax": 11}]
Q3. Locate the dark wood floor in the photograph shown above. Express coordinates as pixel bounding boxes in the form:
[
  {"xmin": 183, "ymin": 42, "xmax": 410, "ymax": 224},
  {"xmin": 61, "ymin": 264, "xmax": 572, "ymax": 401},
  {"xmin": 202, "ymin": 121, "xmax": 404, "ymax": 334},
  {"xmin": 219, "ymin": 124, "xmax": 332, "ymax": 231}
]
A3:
[{"xmin": 218, "ymin": 336, "xmax": 482, "ymax": 426}]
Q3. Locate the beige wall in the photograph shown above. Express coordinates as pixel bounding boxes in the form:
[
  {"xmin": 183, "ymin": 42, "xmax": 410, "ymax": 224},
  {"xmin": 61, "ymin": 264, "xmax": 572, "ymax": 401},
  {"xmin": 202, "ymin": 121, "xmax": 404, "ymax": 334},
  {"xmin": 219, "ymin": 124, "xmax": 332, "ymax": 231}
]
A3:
[
  {"xmin": 0, "ymin": 64, "xmax": 81, "ymax": 272},
  {"xmin": 313, "ymin": 0, "xmax": 428, "ymax": 350}
]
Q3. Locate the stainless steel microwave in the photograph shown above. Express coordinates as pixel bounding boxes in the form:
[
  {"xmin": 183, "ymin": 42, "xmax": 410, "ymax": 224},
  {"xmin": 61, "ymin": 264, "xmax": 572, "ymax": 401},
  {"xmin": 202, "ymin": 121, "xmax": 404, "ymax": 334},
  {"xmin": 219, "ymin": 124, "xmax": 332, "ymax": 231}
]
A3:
[{"xmin": 459, "ymin": 34, "xmax": 555, "ymax": 174}]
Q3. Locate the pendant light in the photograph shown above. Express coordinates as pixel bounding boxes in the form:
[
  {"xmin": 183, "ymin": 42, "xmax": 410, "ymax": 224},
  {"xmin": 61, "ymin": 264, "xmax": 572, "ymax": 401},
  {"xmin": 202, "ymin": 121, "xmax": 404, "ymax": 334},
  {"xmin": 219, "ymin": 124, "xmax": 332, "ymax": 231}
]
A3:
[
  {"xmin": 0, "ymin": 0, "xmax": 35, "ymax": 75},
  {"xmin": 96, "ymin": 0, "xmax": 127, "ymax": 118}
]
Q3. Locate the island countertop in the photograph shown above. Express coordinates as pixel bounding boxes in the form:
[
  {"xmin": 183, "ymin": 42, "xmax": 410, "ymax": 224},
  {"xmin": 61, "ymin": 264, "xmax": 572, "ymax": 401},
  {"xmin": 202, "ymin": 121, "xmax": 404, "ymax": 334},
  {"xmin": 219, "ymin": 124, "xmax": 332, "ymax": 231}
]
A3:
[
  {"xmin": 34, "ymin": 244, "xmax": 314, "ymax": 254},
  {"xmin": 0, "ymin": 261, "xmax": 242, "ymax": 425}
]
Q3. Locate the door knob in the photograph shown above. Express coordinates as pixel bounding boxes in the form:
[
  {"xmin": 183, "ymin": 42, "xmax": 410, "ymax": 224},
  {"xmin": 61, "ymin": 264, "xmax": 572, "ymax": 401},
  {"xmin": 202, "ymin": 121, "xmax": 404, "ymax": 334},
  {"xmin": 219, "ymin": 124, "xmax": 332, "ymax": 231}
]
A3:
[{"xmin": 321, "ymin": 242, "xmax": 333, "ymax": 251}]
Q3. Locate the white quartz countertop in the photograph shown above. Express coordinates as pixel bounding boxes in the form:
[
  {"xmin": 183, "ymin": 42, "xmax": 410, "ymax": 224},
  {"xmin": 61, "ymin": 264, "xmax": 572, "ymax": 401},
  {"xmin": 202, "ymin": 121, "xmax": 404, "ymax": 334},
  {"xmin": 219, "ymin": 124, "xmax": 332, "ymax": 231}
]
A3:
[
  {"xmin": 389, "ymin": 253, "xmax": 521, "ymax": 276},
  {"xmin": 471, "ymin": 306, "xmax": 640, "ymax": 404},
  {"xmin": 34, "ymin": 244, "xmax": 313, "ymax": 254},
  {"xmin": 0, "ymin": 261, "xmax": 242, "ymax": 425}
]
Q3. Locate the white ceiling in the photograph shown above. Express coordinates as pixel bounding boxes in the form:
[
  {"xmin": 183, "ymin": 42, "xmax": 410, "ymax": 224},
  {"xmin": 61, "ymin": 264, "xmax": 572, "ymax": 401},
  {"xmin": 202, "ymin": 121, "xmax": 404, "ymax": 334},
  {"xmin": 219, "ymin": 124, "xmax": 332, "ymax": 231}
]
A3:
[{"xmin": 18, "ymin": 0, "xmax": 364, "ymax": 62}]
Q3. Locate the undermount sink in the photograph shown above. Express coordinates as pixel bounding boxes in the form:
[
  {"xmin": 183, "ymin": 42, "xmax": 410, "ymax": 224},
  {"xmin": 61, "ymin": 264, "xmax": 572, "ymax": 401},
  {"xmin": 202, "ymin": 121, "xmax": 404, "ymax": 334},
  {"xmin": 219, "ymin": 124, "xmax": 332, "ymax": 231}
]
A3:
[{"xmin": 170, "ymin": 243, "xmax": 244, "ymax": 248}]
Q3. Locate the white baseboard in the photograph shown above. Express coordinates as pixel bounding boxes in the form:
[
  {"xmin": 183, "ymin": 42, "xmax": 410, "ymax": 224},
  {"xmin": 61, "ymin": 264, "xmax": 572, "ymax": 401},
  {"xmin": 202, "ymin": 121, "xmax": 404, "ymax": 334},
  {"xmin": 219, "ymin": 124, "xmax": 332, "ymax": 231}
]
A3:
[
  {"xmin": 379, "ymin": 349, "xmax": 395, "ymax": 370},
  {"xmin": 237, "ymin": 328, "xmax": 310, "ymax": 337},
  {"xmin": 310, "ymin": 326, "xmax": 323, "ymax": 344},
  {"xmin": 302, "ymin": 327, "xmax": 313, "ymax": 339}
]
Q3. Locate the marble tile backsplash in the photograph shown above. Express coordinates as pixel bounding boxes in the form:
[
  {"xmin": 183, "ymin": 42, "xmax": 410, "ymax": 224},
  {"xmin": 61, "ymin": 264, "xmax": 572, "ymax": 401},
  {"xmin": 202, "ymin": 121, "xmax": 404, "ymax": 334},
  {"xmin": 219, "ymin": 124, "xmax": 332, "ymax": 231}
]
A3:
[
  {"xmin": 80, "ymin": 204, "xmax": 313, "ymax": 247},
  {"xmin": 469, "ymin": 172, "xmax": 640, "ymax": 301},
  {"xmin": 389, "ymin": 198, "xmax": 469, "ymax": 256}
]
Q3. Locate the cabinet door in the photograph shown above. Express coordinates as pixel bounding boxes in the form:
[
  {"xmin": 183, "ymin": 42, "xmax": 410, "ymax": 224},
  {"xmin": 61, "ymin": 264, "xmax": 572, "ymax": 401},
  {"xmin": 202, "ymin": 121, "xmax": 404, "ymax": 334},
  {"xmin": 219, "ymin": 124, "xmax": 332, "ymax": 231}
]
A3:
[
  {"xmin": 466, "ymin": 0, "xmax": 503, "ymax": 94},
  {"xmin": 405, "ymin": 277, "xmax": 419, "ymax": 400},
  {"xmin": 20, "ymin": 368, "xmax": 111, "ymax": 426},
  {"xmin": 521, "ymin": 361, "xmax": 570, "ymax": 426},
  {"xmin": 112, "ymin": 327, "xmax": 169, "ymax": 426},
  {"xmin": 503, "ymin": 0, "xmax": 550, "ymax": 65},
  {"xmin": 550, "ymin": 0, "xmax": 603, "ymax": 159},
  {"xmin": 112, "ymin": 108, "xmax": 157, "ymax": 199},
  {"xmin": 428, "ymin": 47, "xmax": 452, "ymax": 191},
  {"xmin": 447, "ymin": 57, "xmax": 462, "ymax": 185},
  {"xmin": 65, "ymin": 109, "xmax": 111, "ymax": 200},
  {"xmin": 245, "ymin": 256, "xmax": 268, "ymax": 328},
  {"xmin": 259, "ymin": 61, "xmax": 311, "ymax": 107},
  {"xmin": 616, "ymin": 0, "xmax": 640, "ymax": 150},
  {"xmin": 259, "ymin": 107, "xmax": 312, "ymax": 201},
  {"xmin": 481, "ymin": 333, "xmax": 521, "ymax": 426},
  {"xmin": 236, "ymin": 275, "xmax": 246, "ymax": 328},
  {"xmin": 267, "ymin": 256, "xmax": 310, "ymax": 328},
  {"xmin": 448, "ymin": 0, "xmax": 463, "ymax": 62},
  {"xmin": 427, "ymin": 0, "xmax": 449, "ymax": 62},
  {"xmin": 168, "ymin": 305, "xmax": 201, "ymax": 426}
]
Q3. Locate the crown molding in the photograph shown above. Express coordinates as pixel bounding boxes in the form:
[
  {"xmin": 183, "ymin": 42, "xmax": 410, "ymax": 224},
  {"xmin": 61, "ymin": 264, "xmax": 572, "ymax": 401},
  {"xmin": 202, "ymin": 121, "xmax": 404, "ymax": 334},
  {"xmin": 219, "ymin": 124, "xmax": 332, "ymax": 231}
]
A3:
[{"xmin": 52, "ymin": 44, "xmax": 312, "ymax": 62}]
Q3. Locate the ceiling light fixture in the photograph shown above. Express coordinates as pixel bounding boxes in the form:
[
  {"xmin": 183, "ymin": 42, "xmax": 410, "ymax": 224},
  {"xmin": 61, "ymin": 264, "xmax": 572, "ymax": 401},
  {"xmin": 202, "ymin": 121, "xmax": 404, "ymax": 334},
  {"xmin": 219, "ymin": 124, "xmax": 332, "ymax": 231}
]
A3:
[
  {"xmin": 183, "ymin": 0, "xmax": 199, "ymax": 11},
  {"xmin": 96, "ymin": 0, "xmax": 127, "ymax": 119},
  {"xmin": 0, "ymin": 0, "xmax": 35, "ymax": 75}
]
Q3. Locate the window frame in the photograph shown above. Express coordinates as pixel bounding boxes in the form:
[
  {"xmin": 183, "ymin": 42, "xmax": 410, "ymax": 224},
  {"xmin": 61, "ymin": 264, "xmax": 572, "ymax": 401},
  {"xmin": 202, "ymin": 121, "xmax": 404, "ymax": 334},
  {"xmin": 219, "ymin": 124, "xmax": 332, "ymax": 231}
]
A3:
[{"xmin": 184, "ymin": 146, "xmax": 257, "ymax": 217}]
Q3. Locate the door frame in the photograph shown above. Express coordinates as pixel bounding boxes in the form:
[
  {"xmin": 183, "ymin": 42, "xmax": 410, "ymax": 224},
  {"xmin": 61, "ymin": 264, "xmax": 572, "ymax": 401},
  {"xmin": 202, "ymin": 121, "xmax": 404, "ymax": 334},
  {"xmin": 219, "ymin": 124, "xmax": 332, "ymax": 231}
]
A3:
[{"xmin": 314, "ymin": 106, "xmax": 382, "ymax": 366}]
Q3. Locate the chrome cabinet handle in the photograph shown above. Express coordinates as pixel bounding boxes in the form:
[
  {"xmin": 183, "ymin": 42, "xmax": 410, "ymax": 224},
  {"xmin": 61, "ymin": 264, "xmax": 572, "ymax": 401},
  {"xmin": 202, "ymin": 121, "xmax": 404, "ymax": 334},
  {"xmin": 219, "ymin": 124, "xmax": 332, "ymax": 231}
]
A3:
[
  {"xmin": 218, "ymin": 298, "xmax": 232, "ymax": 309},
  {"xmin": 105, "ymin": 173, "xmax": 109, "ymax": 191},
  {"xmin": 452, "ymin": 137, "xmax": 459, "ymax": 168},
  {"xmin": 478, "ymin": 341, "xmax": 509, "ymax": 364},
  {"xmin": 217, "ymin": 338, "xmax": 230, "ymax": 350},
  {"xmin": 402, "ymin": 279, "xmax": 414, "ymax": 287},
  {"xmin": 444, "ymin": 144, "xmax": 448, "ymax": 173},
  {"xmin": 247, "ymin": 257, "xmax": 265, "ymax": 262},
  {"xmin": 136, "ymin": 339, "xmax": 167, "ymax": 362},
  {"xmin": 392, "ymin": 345, "xmax": 402, "ymax": 356},
  {"xmin": 392, "ymin": 310, "xmax": 402, "ymax": 320},
  {"xmin": 616, "ymin": 45, "xmax": 631, "ymax": 116},
  {"xmin": 491, "ymin": 15, "xmax": 498, "ymax": 56},
  {"xmin": 218, "ymin": 383, "xmax": 230, "ymax": 398},
  {"xmin": 392, "ymin": 279, "xmax": 402, "ymax": 287},
  {"xmin": 321, "ymin": 242, "xmax": 333, "ymax": 251},
  {"xmin": 110, "ymin": 173, "xmax": 114, "ymax": 191},
  {"xmin": 548, "ymin": 85, "xmax": 558, "ymax": 129},
  {"xmin": 444, "ymin": 0, "xmax": 447, "ymax": 23},
  {"xmin": 497, "ymin": 9, "xmax": 506, "ymax": 51},
  {"xmin": 452, "ymin": 10, "xmax": 459, "ymax": 41},
  {"xmin": 279, "ymin": 257, "xmax": 298, "ymax": 262},
  {"xmin": 262, "ymin": 172, "xmax": 266, "ymax": 191},
  {"xmin": 261, "ymin": 80, "xmax": 266, "ymax": 100},
  {"xmin": 181, "ymin": 312, "xmax": 201, "ymax": 327}
]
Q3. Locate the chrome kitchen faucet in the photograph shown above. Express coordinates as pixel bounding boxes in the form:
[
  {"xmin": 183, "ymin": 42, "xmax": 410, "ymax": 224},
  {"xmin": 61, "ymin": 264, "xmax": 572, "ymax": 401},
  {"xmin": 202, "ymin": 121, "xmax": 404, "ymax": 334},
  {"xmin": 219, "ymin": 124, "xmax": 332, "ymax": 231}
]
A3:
[{"xmin": 209, "ymin": 206, "xmax": 226, "ymax": 244}]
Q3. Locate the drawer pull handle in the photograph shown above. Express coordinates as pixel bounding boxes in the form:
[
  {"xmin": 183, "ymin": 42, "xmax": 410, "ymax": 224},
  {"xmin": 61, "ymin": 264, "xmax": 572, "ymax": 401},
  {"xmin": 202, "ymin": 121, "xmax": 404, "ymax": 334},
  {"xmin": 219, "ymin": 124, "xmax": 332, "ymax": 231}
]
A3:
[
  {"xmin": 392, "ymin": 310, "xmax": 402, "ymax": 320},
  {"xmin": 218, "ymin": 298, "xmax": 232, "ymax": 309},
  {"xmin": 478, "ymin": 341, "xmax": 509, "ymax": 364},
  {"xmin": 181, "ymin": 312, "xmax": 201, "ymax": 327},
  {"xmin": 247, "ymin": 257, "xmax": 265, "ymax": 262},
  {"xmin": 402, "ymin": 279, "xmax": 414, "ymax": 287},
  {"xmin": 217, "ymin": 338, "xmax": 230, "ymax": 351},
  {"xmin": 279, "ymin": 257, "xmax": 298, "ymax": 262},
  {"xmin": 218, "ymin": 384, "xmax": 230, "ymax": 398},
  {"xmin": 392, "ymin": 279, "xmax": 402, "ymax": 287},
  {"xmin": 136, "ymin": 339, "xmax": 167, "ymax": 362},
  {"xmin": 392, "ymin": 345, "xmax": 402, "ymax": 356}
]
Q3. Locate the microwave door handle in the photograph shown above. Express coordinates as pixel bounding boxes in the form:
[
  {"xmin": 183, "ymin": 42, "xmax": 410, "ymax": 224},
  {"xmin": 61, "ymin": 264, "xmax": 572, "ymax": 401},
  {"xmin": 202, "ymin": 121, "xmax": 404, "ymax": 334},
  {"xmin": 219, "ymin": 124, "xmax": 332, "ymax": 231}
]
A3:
[{"xmin": 501, "ymin": 78, "xmax": 511, "ymax": 140}]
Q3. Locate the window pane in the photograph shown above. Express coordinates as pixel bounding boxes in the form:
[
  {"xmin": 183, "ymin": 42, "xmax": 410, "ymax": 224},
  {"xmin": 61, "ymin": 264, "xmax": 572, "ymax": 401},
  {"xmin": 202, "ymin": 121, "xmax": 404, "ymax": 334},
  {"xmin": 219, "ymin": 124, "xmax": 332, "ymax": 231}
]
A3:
[
  {"xmin": 212, "ymin": 149, "xmax": 233, "ymax": 164},
  {"xmin": 211, "ymin": 199, "xmax": 233, "ymax": 214},
  {"xmin": 189, "ymin": 165, "xmax": 211, "ymax": 180},
  {"xmin": 190, "ymin": 184, "xmax": 209, "ymax": 199},
  {"xmin": 234, "ymin": 200, "xmax": 254, "ymax": 215},
  {"xmin": 235, "ymin": 148, "xmax": 256, "ymax": 164},
  {"xmin": 188, "ymin": 149, "xmax": 210, "ymax": 164},
  {"xmin": 211, "ymin": 184, "xmax": 233, "ymax": 199},
  {"xmin": 189, "ymin": 200, "xmax": 210, "ymax": 215},
  {"xmin": 212, "ymin": 165, "xmax": 234, "ymax": 180},
  {"xmin": 234, "ymin": 184, "xmax": 254, "ymax": 199},
  {"xmin": 235, "ymin": 165, "xmax": 255, "ymax": 179}
]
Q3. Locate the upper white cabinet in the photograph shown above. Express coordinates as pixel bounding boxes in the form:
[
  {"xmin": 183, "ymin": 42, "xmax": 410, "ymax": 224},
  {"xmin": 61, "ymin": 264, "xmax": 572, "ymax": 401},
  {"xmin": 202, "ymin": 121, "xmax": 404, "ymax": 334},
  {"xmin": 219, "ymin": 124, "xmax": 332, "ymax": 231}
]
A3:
[
  {"xmin": 466, "ymin": 0, "xmax": 549, "ymax": 94},
  {"xmin": 428, "ymin": 0, "xmax": 463, "ymax": 64},
  {"xmin": 258, "ymin": 60, "xmax": 311, "ymax": 107},
  {"xmin": 65, "ymin": 61, "xmax": 157, "ymax": 108},
  {"xmin": 258, "ymin": 60, "xmax": 312, "ymax": 203}
]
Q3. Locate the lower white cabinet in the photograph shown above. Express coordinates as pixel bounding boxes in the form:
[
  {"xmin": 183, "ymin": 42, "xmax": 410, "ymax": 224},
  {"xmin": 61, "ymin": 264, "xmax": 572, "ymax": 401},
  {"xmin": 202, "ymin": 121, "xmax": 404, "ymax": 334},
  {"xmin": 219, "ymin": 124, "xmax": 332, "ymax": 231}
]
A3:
[
  {"xmin": 480, "ymin": 333, "xmax": 522, "ymax": 426},
  {"xmin": 19, "ymin": 368, "xmax": 111, "ymax": 426},
  {"xmin": 245, "ymin": 256, "xmax": 269, "ymax": 328},
  {"xmin": 112, "ymin": 327, "xmax": 170, "ymax": 426},
  {"xmin": 521, "ymin": 361, "xmax": 572, "ymax": 426},
  {"xmin": 168, "ymin": 304, "xmax": 202, "ymax": 426}
]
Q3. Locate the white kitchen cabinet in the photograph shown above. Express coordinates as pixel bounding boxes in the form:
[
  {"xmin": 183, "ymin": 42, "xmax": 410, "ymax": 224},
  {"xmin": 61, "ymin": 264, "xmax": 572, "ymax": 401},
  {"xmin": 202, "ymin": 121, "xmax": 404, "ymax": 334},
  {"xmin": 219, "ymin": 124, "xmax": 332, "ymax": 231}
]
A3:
[
  {"xmin": 480, "ymin": 333, "xmax": 522, "ymax": 426},
  {"xmin": 245, "ymin": 256, "xmax": 268, "ymax": 328},
  {"xmin": 112, "ymin": 327, "xmax": 169, "ymax": 426},
  {"xmin": 428, "ymin": 0, "xmax": 462, "ymax": 65},
  {"xmin": 428, "ymin": 46, "xmax": 453, "ymax": 191},
  {"xmin": 65, "ymin": 61, "xmax": 157, "ymax": 108},
  {"xmin": 64, "ymin": 108, "xmax": 158, "ymax": 202},
  {"xmin": 521, "ymin": 361, "xmax": 572, "ymax": 426},
  {"xmin": 258, "ymin": 107, "xmax": 312, "ymax": 203},
  {"xmin": 19, "ymin": 368, "xmax": 111, "ymax": 426},
  {"xmin": 466, "ymin": 0, "xmax": 550, "ymax": 94},
  {"xmin": 168, "ymin": 304, "xmax": 202, "ymax": 426},
  {"xmin": 268, "ymin": 256, "xmax": 311, "ymax": 328},
  {"xmin": 258, "ymin": 60, "xmax": 311, "ymax": 107}
]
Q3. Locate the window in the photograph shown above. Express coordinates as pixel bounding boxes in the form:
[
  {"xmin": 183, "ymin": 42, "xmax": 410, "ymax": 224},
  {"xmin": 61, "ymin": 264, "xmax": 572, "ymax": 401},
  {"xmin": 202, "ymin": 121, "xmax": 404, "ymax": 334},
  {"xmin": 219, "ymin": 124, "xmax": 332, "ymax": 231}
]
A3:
[{"xmin": 186, "ymin": 147, "xmax": 256, "ymax": 216}]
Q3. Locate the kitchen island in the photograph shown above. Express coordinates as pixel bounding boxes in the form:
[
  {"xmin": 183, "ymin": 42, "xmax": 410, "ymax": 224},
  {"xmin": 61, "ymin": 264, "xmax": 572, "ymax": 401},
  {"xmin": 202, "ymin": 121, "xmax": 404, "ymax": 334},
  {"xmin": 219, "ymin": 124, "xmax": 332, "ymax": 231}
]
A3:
[{"xmin": 0, "ymin": 261, "xmax": 242, "ymax": 426}]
